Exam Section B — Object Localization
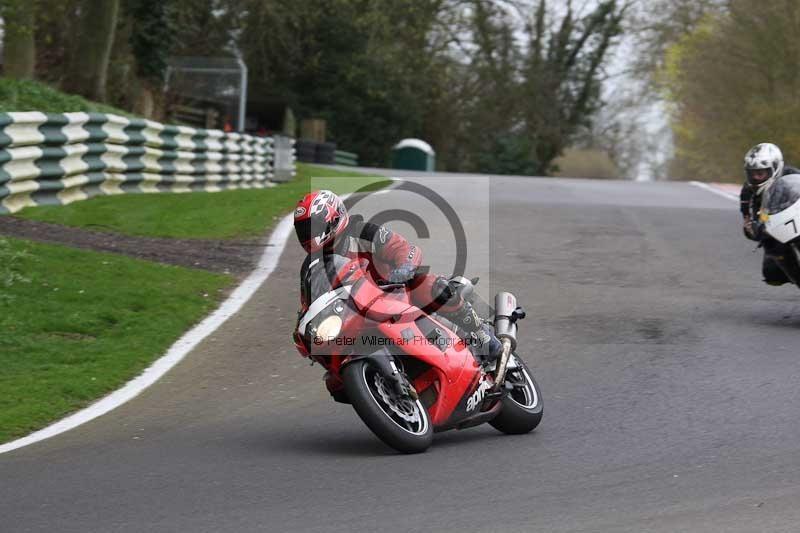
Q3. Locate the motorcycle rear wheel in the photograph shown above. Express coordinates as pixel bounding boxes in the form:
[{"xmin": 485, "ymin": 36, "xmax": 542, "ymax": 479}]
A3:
[
  {"xmin": 489, "ymin": 354, "xmax": 543, "ymax": 434},
  {"xmin": 343, "ymin": 359, "xmax": 433, "ymax": 454}
]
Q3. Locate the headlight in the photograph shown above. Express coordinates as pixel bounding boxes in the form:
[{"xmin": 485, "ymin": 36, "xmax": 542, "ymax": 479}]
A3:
[{"xmin": 315, "ymin": 315, "xmax": 342, "ymax": 341}]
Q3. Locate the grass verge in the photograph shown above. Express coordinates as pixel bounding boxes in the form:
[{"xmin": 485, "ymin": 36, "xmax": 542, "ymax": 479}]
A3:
[
  {"xmin": 0, "ymin": 77, "xmax": 131, "ymax": 115},
  {"xmin": 1, "ymin": 164, "xmax": 389, "ymax": 444},
  {"xmin": 0, "ymin": 237, "xmax": 230, "ymax": 444},
  {"xmin": 17, "ymin": 164, "xmax": 392, "ymax": 239}
]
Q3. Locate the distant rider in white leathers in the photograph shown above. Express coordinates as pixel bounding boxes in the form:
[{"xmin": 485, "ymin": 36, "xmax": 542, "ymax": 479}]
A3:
[{"xmin": 740, "ymin": 143, "xmax": 800, "ymax": 285}]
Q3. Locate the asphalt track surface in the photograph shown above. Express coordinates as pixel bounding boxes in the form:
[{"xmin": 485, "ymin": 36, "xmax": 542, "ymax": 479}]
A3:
[{"xmin": 3, "ymin": 173, "xmax": 800, "ymax": 532}]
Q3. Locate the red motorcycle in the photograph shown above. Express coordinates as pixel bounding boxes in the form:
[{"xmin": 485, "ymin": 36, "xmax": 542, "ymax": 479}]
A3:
[{"xmin": 294, "ymin": 257, "xmax": 542, "ymax": 453}]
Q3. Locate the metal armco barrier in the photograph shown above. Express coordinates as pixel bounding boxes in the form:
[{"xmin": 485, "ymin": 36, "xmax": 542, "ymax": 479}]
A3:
[
  {"xmin": 272, "ymin": 135, "xmax": 297, "ymax": 183},
  {"xmin": 0, "ymin": 112, "xmax": 296, "ymax": 214}
]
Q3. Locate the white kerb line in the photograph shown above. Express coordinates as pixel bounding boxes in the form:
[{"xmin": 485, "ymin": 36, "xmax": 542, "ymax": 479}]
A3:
[
  {"xmin": 689, "ymin": 181, "xmax": 739, "ymax": 202},
  {"xmin": 0, "ymin": 180, "xmax": 401, "ymax": 455},
  {"xmin": 0, "ymin": 214, "xmax": 295, "ymax": 455}
]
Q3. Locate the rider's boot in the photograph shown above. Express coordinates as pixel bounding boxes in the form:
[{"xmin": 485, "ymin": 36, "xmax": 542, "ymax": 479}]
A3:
[
  {"xmin": 762, "ymin": 252, "xmax": 792, "ymax": 286},
  {"xmin": 442, "ymin": 302, "xmax": 503, "ymax": 364},
  {"xmin": 428, "ymin": 275, "xmax": 503, "ymax": 363},
  {"xmin": 473, "ymin": 323, "xmax": 504, "ymax": 365}
]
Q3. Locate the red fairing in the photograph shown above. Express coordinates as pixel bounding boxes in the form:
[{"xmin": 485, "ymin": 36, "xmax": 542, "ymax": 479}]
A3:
[
  {"xmin": 295, "ymin": 258, "xmax": 491, "ymax": 430},
  {"xmin": 293, "ymin": 330, "xmax": 310, "ymax": 357},
  {"xmin": 373, "ymin": 318, "xmax": 479, "ymax": 426}
]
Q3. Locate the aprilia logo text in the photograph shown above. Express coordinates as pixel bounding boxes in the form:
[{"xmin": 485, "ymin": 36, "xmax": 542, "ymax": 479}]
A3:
[{"xmin": 466, "ymin": 379, "xmax": 492, "ymax": 412}]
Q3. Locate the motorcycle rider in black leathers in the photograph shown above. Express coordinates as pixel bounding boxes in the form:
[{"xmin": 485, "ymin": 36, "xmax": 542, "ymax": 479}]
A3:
[{"xmin": 740, "ymin": 143, "xmax": 800, "ymax": 285}]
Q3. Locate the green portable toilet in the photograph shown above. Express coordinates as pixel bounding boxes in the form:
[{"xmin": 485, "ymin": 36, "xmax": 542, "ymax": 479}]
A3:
[{"xmin": 391, "ymin": 138, "xmax": 435, "ymax": 171}]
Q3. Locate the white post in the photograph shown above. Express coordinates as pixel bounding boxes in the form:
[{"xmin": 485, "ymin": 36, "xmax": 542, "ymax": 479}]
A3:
[{"xmin": 237, "ymin": 57, "xmax": 248, "ymax": 132}]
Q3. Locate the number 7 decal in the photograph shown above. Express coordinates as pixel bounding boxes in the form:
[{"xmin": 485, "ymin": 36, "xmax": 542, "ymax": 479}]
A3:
[{"xmin": 785, "ymin": 218, "xmax": 798, "ymax": 234}]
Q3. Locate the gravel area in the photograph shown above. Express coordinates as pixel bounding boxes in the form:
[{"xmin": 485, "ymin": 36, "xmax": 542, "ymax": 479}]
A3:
[{"xmin": 0, "ymin": 216, "xmax": 268, "ymax": 276}]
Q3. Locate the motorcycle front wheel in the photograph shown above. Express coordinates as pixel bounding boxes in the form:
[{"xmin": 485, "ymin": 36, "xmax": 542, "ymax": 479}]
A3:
[
  {"xmin": 342, "ymin": 359, "xmax": 433, "ymax": 453},
  {"xmin": 489, "ymin": 354, "xmax": 543, "ymax": 434}
]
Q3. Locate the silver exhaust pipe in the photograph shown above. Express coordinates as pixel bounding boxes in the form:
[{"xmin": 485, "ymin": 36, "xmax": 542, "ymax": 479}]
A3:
[
  {"xmin": 492, "ymin": 292, "xmax": 521, "ymax": 391},
  {"xmin": 493, "ymin": 338, "xmax": 514, "ymax": 390}
]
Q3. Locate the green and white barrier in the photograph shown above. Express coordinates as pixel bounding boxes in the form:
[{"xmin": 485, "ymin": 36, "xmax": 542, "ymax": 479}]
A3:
[
  {"xmin": 0, "ymin": 112, "xmax": 296, "ymax": 214},
  {"xmin": 334, "ymin": 149, "xmax": 358, "ymax": 166}
]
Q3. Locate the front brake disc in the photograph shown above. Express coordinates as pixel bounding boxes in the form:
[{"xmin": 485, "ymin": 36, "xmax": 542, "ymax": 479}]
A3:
[{"xmin": 373, "ymin": 374, "xmax": 420, "ymax": 424}]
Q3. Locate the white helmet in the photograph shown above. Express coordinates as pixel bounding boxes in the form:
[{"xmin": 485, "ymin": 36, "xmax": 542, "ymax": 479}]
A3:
[{"xmin": 744, "ymin": 143, "xmax": 783, "ymax": 195}]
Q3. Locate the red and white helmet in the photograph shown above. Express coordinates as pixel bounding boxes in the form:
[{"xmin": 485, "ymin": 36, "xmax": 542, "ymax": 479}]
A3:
[{"xmin": 294, "ymin": 190, "xmax": 350, "ymax": 253}]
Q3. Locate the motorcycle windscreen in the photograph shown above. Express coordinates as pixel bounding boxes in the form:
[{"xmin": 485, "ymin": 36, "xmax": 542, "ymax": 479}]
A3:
[
  {"xmin": 351, "ymin": 280, "xmax": 418, "ymax": 322},
  {"xmin": 763, "ymin": 174, "xmax": 800, "ymax": 243}
]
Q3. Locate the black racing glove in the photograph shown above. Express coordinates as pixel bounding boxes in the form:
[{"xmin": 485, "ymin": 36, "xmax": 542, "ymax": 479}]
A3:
[
  {"xmin": 743, "ymin": 219, "xmax": 756, "ymax": 240},
  {"xmin": 388, "ymin": 263, "xmax": 417, "ymax": 283},
  {"xmin": 743, "ymin": 217, "xmax": 763, "ymax": 241},
  {"xmin": 744, "ymin": 220, "xmax": 765, "ymax": 241}
]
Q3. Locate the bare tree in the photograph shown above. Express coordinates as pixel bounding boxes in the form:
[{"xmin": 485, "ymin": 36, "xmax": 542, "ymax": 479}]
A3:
[
  {"xmin": 579, "ymin": 0, "xmax": 722, "ymax": 180},
  {"xmin": 521, "ymin": 0, "xmax": 629, "ymax": 173}
]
